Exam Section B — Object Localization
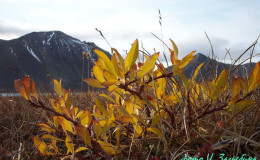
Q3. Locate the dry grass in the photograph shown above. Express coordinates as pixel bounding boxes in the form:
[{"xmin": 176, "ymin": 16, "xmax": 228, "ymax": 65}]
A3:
[
  {"xmin": 0, "ymin": 92, "xmax": 99, "ymax": 159},
  {"xmin": 0, "ymin": 88, "xmax": 259, "ymax": 159}
]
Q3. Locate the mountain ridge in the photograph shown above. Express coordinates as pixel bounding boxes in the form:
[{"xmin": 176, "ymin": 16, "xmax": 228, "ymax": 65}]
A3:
[
  {"xmin": 0, "ymin": 31, "xmax": 257, "ymax": 92},
  {"xmin": 181, "ymin": 53, "xmax": 256, "ymax": 80},
  {"xmin": 0, "ymin": 31, "xmax": 110, "ymax": 91}
]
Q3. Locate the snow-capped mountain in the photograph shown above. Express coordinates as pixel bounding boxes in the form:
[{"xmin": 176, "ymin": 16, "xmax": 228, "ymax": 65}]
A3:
[{"xmin": 0, "ymin": 31, "xmax": 110, "ymax": 91}]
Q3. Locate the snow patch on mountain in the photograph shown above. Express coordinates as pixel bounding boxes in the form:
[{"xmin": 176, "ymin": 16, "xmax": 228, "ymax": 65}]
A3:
[
  {"xmin": 47, "ymin": 31, "xmax": 55, "ymax": 45},
  {"xmin": 9, "ymin": 47, "xmax": 17, "ymax": 57},
  {"xmin": 24, "ymin": 41, "xmax": 42, "ymax": 62},
  {"xmin": 72, "ymin": 39, "xmax": 84, "ymax": 44}
]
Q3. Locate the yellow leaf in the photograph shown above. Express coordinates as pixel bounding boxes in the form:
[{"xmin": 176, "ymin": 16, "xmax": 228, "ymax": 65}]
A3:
[
  {"xmin": 64, "ymin": 89, "xmax": 70, "ymax": 102},
  {"xmin": 93, "ymin": 65, "xmax": 106, "ymax": 83},
  {"xmin": 38, "ymin": 123, "xmax": 55, "ymax": 133},
  {"xmin": 126, "ymin": 101, "xmax": 135, "ymax": 115},
  {"xmin": 103, "ymin": 70, "xmax": 117, "ymax": 81},
  {"xmin": 80, "ymin": 110, "xmax": 91, "ymax": 128},
  {"xmin": 50, "ymin": 99, "xmax": 62, "ymax": 113},
  {"xmin": 169, "ymin": 39, "xmax": 178, "ymax": 59},
  {"xmin": 116, "ymin": 106, "xmax": 131, "ymax": 116},
  {"xmin": 102, "ymin": 120, "xmax": 113, "ymax": 134},
  {"xmin": 98, "ymin": 140, "xmax": 116, "ymax": 155},
  {"xmin": 147, "ymin": 127, "xmax": 163, "ymax": 138},
  {"xmin": 193, "ymin": 83, "xmax": 200, "ymax": 100},
  {"xmin": 93, "ymin": 122, "xmax": 102, "ymax": 139},
  {"xmin": 134, "ymin": 124, "xmax": 142, "ymax": 135},
  {"xmin": 41, "ymin": 134, "xmax": 63, "ymax": 141},
  {"xmin": 95, "ymin": 98, "xmax": 108, "ymax": 116},
  {"xmin": 52, "ymin": 79, "xmax": 62, "ymax": 96},
  {"xmin": 232, "ymin": 78, "xmax": 242, "ymax": 97},
  {"xmin": 120, "ymin": 116, "xmax": 134, "ymax": 123},
  {"xmin": 192, "ymin": 62, "xmax": 204, "ymax": 81},
  {"xmin": 75, "ymin": 147, "xmax": 89, "ymax": 153},
  {"xmin": 216, "ymin": 68, "xmax": 228, "ymax": 90},
  {"xmin": 125, "ymin": 39, "xmax": 139, "ymax": 71},
  {"xmin": 178, "ymin": 51, "xmax": 195, "ymax": 69},
  {"xmin": 156, "ymin": 71, "xmax": 166, "ymax": 99},
  {"xmin": 137, "ymin": 52, "xmax": 159, "ymax": 79},
  {"xmin": 53, "ymin": 116, "xmax": 60, "ymax": 128},
  {"xmin": 65, "ymin": 135, "xmax": 74, "ymax": 154},
  {"xmin": 99, "ymin": 94, "xmax": 116, "ymax": 104},
  {"xmin": 60, "ymin": 106, "xmax": 71, "ymax": 119},
  {"xmin": 75, "ymin": 110, "xmax": 84, "ymax": 119},
  {"xmin": 84, "ymin": 78, "xmax": 105, "ymax": 88},
  {"xmin": 33, "ymin": 137, "xmax": 49, "ymax": 155},
  {"xmin": 249, "ymin": 62, "xmax": 260, "ymax": 91},
  {"xmin": 230, "ymin": 99, "xmax": 255, "ymax": 112},
  {"xmin": 102, "ymin": 80, "xmax": 118, "ymax": 87},
  {"xmin": 14, "ymin": 79, "xmax": 28, "ymax": 100},
  {"xmin": 57, "ymin": 117, "xmax": 74, "ymax": 133},
  {"xmin": 240, "ymin": 78, "xmax": 248, "ymax": 96},
  {"xmin": 112, "ymin": 48, "xmax": 125, "ymax": 72},
  {"xmin": 94, "ymin": 49, "xmax": 117, "ymax": 78},
  {"xmin": 176, "ymin": 71, "xmax": 188, "ymax": 88},
  {"xmin": 96, "ymin": 57, "xmax": 108, "ymax": 70},
  {"xmin": 114, "ymin": 127, "xmax": 120, "ymax": 145},
  {"xmin": 151, "ymin": 113, "xmax": 160, "ymax": 127},
  {"xmin": 111, "ymin": 54, "xmax": 124, "ymax": 78},
  {"xmin": 164, "ymin": 93, "xmax": 181, "ymax": 103},
  {"xmin": 76, "ymin": 126, "xmax": 92, "ymax": 147}
]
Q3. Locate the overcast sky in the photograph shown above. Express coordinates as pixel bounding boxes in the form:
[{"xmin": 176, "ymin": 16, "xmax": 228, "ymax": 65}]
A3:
[{"xmin": 0, "ymin": 0, "xmax": 259, "ymax": 62}]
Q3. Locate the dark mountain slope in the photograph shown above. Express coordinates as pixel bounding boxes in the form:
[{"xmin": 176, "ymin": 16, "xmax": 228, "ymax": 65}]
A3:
[
  {"xmin": 0, "ymin": 31, "xmax": 110, "ymax": 91},
  {"xmin": 182, "ymin": 53, "xmax": 256, "ymax": 80}
]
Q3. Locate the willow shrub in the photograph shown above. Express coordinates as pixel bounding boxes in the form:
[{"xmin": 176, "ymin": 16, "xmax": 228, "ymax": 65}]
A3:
[{"xmin": 14, "ymin": 39, "xmax": 260, "ymax": 159}]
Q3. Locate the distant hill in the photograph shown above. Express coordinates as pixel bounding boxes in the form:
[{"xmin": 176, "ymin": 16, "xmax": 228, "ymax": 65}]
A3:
[
  {"xmin": 181, "ymin": 53, "xmax": 256, "ymax": 80},
  {"xmin": 0, "ymin": 31, "xmax": 110, "ymax": 91}
]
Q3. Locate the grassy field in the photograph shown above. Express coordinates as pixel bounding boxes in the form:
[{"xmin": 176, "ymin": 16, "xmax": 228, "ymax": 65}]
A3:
[
  {"xmin": 1, "ymin": 84, "xmax": 259, "ymax": 159},
  {"xmin": 0, "ymin": 92, "xmax": 98, "ymax": 159}
]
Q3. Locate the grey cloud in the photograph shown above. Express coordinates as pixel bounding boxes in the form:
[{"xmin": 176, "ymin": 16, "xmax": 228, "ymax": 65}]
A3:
[{"xmin": 0, "ymin": 20, "xmax": 28, "ymax": 35}]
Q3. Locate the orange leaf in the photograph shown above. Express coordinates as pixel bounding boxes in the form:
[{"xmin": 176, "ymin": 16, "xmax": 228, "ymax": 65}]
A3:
[
  {"xmin": 31, "ymin": 81, "xmax": 38, "ymax": 101},
  {"xmin": 22, "ymin": 76, "xmax": 31, "ymax": 100},
  {"xmin": 14, "ymin": 79, "xmax": 28, "ymax": 100},
  {"xmin": 76, "ymin": 126, "xmax": 92, "ymax": 147},
  {"xmin": 170, "ymin": 48, "xmax": 176, "ymax": 66}
]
